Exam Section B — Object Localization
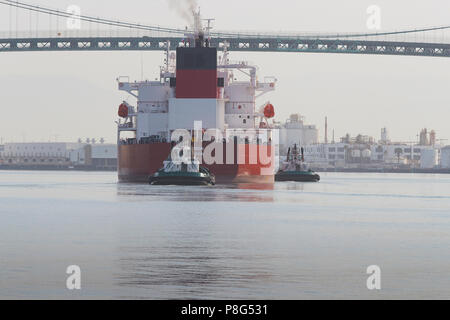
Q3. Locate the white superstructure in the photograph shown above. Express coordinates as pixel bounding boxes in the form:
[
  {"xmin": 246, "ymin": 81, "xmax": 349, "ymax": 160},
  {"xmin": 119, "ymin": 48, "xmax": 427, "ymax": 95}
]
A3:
[{"xmin": 117, "ymin": 44, "xmax": 277, "ymax": 144}]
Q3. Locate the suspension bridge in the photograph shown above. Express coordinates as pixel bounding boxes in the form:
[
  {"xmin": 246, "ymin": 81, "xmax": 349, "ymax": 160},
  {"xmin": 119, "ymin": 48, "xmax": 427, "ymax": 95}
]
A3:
[{"xmin": 1, "ymin": 0, "xmax": 450, "ymax": 58}]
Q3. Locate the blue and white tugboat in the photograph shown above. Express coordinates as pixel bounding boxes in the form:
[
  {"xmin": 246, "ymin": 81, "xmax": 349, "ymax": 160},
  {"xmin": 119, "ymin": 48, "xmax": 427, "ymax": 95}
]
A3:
[{"xmin": 275, "ymin": 144, "xmax": 320, "ymax": 182}]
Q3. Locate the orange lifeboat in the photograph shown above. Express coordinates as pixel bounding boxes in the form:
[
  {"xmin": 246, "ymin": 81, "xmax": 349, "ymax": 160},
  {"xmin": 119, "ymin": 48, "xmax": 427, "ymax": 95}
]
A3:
[
  {"xmin": 263, "ymin": 103, "xmax": 275, "ymax": 118},
  {"xmin": 118, "ymin": 103, "xmax": 128, "ymax": 118}
]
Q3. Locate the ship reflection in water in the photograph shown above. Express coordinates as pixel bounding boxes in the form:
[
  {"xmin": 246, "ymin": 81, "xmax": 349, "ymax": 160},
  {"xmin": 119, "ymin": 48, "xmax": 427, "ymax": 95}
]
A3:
[
  {"xmin": 116, "ymin": 183, "xmax": 276, "ymax": 202},
  {"xmin": 113, "ymin": 182, "xmax": 318, "ymax": 299}
]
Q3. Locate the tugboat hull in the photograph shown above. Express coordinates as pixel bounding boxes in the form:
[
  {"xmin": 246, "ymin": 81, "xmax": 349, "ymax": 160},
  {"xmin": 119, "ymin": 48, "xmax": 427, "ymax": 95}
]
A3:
[
  {"xmin": 149, "ymin": 172, "xmax": 216, "ymax": 186},
  {"xmin": 275, "ymin": 171, "xmax": 320, "ymax": 182}
]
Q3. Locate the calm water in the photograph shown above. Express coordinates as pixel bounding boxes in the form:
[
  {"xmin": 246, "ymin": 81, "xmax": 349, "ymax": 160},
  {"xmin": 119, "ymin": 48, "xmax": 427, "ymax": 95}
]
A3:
[{"xmin": 0, "ymin": 170, "xmax": 449, "ymax": 299}]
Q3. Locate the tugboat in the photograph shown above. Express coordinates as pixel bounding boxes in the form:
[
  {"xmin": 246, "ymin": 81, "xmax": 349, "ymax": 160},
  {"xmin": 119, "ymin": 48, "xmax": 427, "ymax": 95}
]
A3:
[
  {"xmin": 149, "ymin": 151, "xmax": 216, "ymax": 186},
  {"xmin": 150, "ymin": 160, "xmax": 215, "ymax": 186},
  {"xmin": 275, "ymin": 144, "xmax": 320, "ymax": 182}
]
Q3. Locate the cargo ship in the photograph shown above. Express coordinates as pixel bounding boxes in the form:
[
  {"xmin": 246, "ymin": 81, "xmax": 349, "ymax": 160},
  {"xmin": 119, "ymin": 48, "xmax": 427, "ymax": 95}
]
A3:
[{"xmin": 116, "ymin": 11, "xmax": 278, "ymax": 184}]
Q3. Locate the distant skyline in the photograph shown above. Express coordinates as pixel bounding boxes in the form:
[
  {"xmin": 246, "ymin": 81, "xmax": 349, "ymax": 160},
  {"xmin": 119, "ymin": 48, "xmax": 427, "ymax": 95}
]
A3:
[{"xmin": 1, "ymin": 0, "xmax": 450, "ymax": 144}]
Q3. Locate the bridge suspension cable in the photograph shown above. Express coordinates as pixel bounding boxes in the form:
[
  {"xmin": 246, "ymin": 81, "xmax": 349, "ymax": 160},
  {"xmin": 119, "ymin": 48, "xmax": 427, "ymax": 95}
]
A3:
[
  {"xmin": 1, "ymin": 0, "xmax": 450, "ymax": 40},
  {"xmin": 0, "ymin": 0, "xmax": 187, "ymax": 35}
]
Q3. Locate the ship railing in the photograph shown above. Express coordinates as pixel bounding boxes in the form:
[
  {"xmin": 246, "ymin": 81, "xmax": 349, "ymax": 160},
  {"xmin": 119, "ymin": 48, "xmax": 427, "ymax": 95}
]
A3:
[
  {"xmin": 224, "ymin": 136, "xmax": 273, "ymax": 146},
  {"xmin": 120, "ymin": 138, "xmax": 166, "ymax": 145},
  {"xmin": 118, "ymin": 136, "xmax": 273, "ymax": 146},
  {"xmin": 119, "ymin": 138, "xmax": 137, "ymax": 145},
  {"xmin": 118, "ymin": 122, "xmax": 134, "ymax": 129},
  {"xmin": 119, "ymin": 137, "xmax": 167, "ymax": 145},
  {"xmin": 139, "ymin": 136, "xmax": 168, "ymax": 144}
]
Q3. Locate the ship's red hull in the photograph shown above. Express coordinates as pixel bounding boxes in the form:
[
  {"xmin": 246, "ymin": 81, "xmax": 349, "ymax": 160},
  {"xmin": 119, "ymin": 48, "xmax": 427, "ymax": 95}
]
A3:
[{"xmin": 118, "ymin": 142, "xmax": 275, "ymax": 184}]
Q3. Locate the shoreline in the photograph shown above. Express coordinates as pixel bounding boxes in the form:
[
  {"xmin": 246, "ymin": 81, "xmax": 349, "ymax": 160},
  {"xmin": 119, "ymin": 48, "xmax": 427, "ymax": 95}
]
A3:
[
  {"xmin": 1, "ymin": 166, "xmax": 450, "ymax": 175},
  {"xmin": 314, "ymin": 168, "xmax": 450, "ymax": 174},
  {"xmin": 0, "ymin": 165, "xmax": 116, "ymax": 172}
]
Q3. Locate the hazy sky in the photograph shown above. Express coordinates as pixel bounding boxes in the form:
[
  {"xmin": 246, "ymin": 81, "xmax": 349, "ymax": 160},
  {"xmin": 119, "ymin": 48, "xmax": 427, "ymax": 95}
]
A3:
[{"xmin": 0, "ymin": 0, "xmax": 450, "ymax": 144}]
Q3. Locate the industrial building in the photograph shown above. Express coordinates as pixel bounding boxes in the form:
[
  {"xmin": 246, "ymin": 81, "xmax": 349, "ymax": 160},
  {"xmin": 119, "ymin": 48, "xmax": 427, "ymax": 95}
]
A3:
[
  {"xmin": 277, "ymin": 114, "xmax": 319, "ymax": 155},
  {"xmin": 441, "ymin": 146, "xmax": 450, "ymax": 169},
  {"xmin": 0, "ymin": 141, "xmax": 117, "ymax": 170},
  {"xmin": 302, "ymin": 127, "xmax": 449, "ymax": 171}
]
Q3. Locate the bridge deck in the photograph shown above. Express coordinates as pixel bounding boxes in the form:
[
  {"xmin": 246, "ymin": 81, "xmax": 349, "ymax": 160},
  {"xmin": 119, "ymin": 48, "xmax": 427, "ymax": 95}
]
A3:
[{"xmin": 1, "ymin": 36, "xmax": 449, "ymax": 57}]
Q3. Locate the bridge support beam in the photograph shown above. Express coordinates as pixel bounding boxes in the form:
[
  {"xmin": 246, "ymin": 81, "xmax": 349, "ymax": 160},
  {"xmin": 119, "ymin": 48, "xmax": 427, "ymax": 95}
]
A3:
[{"xmin": 0, "ymin": 36, "xmax": 449, "ymax": 57}]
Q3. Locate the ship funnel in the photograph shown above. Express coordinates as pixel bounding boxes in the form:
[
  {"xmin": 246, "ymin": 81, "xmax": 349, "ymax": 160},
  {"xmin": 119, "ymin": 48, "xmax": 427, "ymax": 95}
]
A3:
[{"xmin": 195, "ymin": 30, "xmax": 205, "ymax": 48}]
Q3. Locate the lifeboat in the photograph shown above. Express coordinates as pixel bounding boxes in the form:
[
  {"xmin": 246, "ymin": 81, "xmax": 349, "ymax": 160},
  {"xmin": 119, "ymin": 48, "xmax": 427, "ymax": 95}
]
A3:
[
  {"xmin": 118, "ymin": 103, "xmax": 129, "ymax": 118},
  {"xmin": 263, "ymin": 103, "xmax": 275, "ymax": 118}
]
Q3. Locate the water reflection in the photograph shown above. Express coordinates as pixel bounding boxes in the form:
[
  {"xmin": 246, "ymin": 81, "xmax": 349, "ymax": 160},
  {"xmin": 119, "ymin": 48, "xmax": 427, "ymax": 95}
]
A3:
[
  {"xmin": 275, "ymin": 181, "xmax": 306, "ymax": 192},
  {"xmin": 232, "ymin": 183, "xmax": 274, "ymax": 191},
  {"xmin": 2, "ymin": 171, "xmax": 450, "ymax": 299},
  {"xmin": 116, "ymin": 183, "xmax": 275, "ymax": 202},
  {"xmin": 115, "ymin": 241, "xmax": 275, "ymax": 299},
  {"xmin": 113, "ymin": 182, "xmax": 281, "ymax": 298}
]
